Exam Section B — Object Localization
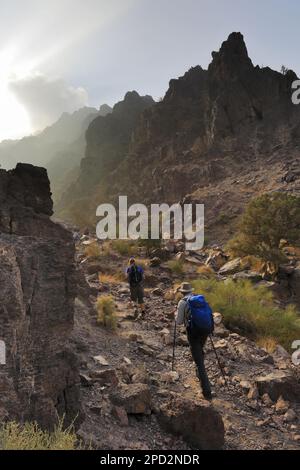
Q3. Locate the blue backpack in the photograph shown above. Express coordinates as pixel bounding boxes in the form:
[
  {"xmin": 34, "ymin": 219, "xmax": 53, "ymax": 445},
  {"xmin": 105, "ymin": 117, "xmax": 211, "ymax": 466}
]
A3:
[{"xmin": 186, "ymin": 294, "xmax": 214, "ymax": 333}]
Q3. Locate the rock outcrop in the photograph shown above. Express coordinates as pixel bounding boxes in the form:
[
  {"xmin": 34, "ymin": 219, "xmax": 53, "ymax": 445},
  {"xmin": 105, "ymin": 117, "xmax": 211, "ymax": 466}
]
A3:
[
  {"xmin": 256, "ymin": 371, "xmax": 300, "ymax": 402},
  {"xmin": 158, "ymin": 394, "xmax": 225, "ymax": 450},
  {"xmin": 0, "ymin": 163, "xmax": 81, "ymax": 429}
]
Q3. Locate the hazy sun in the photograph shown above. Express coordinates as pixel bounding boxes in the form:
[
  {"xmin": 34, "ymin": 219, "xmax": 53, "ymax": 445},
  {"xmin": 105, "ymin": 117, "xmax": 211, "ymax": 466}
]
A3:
[{"xmin": 0, "ymin": 47, "xmax": 32, "ymax": 141}]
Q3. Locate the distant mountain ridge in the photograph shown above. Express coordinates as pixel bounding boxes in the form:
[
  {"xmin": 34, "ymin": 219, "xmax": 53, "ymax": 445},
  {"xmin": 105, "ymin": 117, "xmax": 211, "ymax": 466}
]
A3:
[
  {"xmin": 0, "ymin": 107, "xmax": 99, "ymax": 168},
  {"xmin": 0, "ymin": 104, "xmax": 112, "ymax": 204},
  {"xmin": 55, "ymin": 91, "xmax": 155, "ymax": 221}
]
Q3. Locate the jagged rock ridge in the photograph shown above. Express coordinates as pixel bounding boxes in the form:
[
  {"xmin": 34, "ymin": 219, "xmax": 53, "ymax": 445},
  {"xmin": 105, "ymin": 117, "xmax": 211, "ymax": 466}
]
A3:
[{"xmin": 58, "ymin": 33, "xmax": 300, "ymax": 240}]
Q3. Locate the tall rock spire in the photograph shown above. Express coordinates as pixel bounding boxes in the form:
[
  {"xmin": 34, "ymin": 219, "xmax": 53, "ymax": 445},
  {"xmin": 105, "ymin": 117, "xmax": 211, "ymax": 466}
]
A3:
[{"xmin": 209, "ymin": 32, "xmax": 253, "ymax": 78}]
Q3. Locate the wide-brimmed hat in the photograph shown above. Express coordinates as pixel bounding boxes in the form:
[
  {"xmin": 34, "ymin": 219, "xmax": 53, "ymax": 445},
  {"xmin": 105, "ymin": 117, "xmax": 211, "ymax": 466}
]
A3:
[{"xmin": 178, "ymin": 282, "xmax": 194, "ymax": 294}]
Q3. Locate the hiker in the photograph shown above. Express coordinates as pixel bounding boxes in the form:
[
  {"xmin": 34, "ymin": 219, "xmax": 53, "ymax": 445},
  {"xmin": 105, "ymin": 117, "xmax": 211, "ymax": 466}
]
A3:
[
  {"xmin": 175, "ymin": 282, "xmax": 214, "ymax": 400},
  {"xmin": 73, "ymin": 230, "xmax": 81, "ymax": 244},
  {"xmin": 126, "ymin": 257, "xmax": 145, "ymax": 315}
]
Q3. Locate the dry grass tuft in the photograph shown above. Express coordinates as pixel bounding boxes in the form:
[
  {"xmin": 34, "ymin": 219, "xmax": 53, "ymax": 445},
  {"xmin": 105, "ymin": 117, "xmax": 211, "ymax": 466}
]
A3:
[{"xmin": 96, "ymin": 295, "xmax": 117, "ymax": 330}]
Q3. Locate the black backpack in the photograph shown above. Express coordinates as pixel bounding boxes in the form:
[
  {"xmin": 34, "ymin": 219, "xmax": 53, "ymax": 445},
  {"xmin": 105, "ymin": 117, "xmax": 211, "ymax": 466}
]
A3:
[{"xmin": 128, "ymin": 265, "xmax": 143, "ymax": 285}]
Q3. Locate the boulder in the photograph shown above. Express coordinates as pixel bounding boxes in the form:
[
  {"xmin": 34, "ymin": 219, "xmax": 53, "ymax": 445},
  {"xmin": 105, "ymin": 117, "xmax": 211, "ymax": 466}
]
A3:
[
  {"xmin": 93, "ymin": 355, "xmax": 109, "ymax": 366},
  {"xmin": 206, "ymin": 250, "xmax": 228, "ymax": 270},
  {"xmin": 112, "ymin": 406, "xmax": 129, "ymax": 427},
  {"xmin": 118, "ymin": 287, "xmax": 130, "ymax": 294},
  {"xmin": 110, "ymin": 384, "xmax": 151, "ymax": 415},
  {"xmin": 131, "ymin": 368, "xmax": 149, "ymax": 384},
  {"xmin": 232, "ymin": 271, "xmax": 262, "ymax": 282},
  {"xmin": 255, "ymin": 371, "xmax": 300, "ymax": 402},
  {"xmin": 159, "ymin": 328, "xmax": 173, "ymax": 345},
  {"xmin": 275, "ymin": 396, "xmax": 289, "ymax": 414},
  {"xmin": 138, "ymin": 344, "xmax": 157, "ymax": 357},
  {"xmin": 158, "ymin": 395, "xmax": 224, "ymax": 450},
  {"xmin": 80, "ymin": 373, "xmax": 93, "ymax": 387},
  {"xmin": 158, "ymin": 371, "xmax": 180, "ymax": 384},
  {"xmin": 218, "ymin": 258, "xmax": 244, "ymax": 275},
  {"xmin": 150, "ymin": 247, "xmax": 171, "ymax": 261},
  {"xmin": 283, "ymin": 409, "xmax": 297, "ymax": 423},
  {"xmin": 152, "ymin": 287, "xmax": 164, "ymax": 296},
  {"xmin": 272, "ymin": 345, "xmax": 290, "ymax": 360},
  {"xmin": 150, "ymin": 257, "xmax": 161, "ymax": 267},
  {"xmin": 175, "ymin": 252, "xmax": 186, "ymax": 262},
  {"xmin": 185, "ymin": 256, "xmax": 202, "ymax": 265},
  {"xmin": 89, "ymin": 368, "xmax": 119, "ymax": 386}
]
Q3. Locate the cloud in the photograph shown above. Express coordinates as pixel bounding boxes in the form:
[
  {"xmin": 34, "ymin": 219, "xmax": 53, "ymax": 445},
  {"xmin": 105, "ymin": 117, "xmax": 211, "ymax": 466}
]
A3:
[{"xmin": 8, "ymin": 73, "xmax": 88, "ymax": 131}]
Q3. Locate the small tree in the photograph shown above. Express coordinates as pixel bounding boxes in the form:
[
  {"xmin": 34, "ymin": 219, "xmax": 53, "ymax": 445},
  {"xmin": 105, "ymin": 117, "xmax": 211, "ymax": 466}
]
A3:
[{"xmin": 227, "ymin": 193, "xmax": 300, "ymax": 266}]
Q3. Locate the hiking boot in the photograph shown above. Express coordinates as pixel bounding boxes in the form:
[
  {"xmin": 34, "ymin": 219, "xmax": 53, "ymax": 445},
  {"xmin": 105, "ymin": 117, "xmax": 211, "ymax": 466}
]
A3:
[{"xmin": 203, "ymin": 390, "xmax": 216, "ymax": 401}]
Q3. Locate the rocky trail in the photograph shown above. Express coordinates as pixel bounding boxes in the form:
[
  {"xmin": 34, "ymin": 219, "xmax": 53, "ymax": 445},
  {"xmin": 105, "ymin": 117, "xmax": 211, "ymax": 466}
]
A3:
[{"xmin": 71, "ymin": 238, "xmax": 300, "ymax": 450}]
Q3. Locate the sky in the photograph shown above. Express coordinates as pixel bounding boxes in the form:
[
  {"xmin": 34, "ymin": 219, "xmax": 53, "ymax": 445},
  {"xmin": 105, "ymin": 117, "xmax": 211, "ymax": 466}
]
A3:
[{"xmin": 0, "ymin": 0, "xmax": 300, "ymax": 141}]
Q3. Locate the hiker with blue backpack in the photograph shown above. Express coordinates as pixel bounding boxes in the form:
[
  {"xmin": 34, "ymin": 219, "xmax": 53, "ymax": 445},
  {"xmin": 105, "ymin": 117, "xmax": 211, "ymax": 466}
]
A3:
[
  {"xmin": 126, "ymin": 257, "xmax": 145, "ymax": 317},
  {"xmin": 175, "ymin": 282, "xmax": 214, "ymax": 400}
]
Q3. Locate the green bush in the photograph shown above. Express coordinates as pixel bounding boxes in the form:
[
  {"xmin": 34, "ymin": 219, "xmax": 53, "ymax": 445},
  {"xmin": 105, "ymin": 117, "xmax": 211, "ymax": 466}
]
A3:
[
  {"xmin": 167, "ymin": 259, "xmax": 185, "ymax": 276},
  {"xmin": 192, "ymin": 278, "xmax": 300, "ymax": 351},
  {"xmin": 227, "ymin": 193, "xmax": 300, "ymax": 265},
  {"xmin": 0, "ymin": 419, "xmax": 77, "ymax": 450},
  {"xmin": 96, "ymin": 295, "xmax": 117, "ymax": 330},
  {"xmin": 110, "ymin": 240, "xmax": 138, "ymax": 256}
]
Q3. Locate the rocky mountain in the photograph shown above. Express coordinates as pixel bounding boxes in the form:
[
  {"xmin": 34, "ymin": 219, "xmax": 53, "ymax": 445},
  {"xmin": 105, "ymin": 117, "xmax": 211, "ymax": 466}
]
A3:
[
  {"xmin": 0, "ymin": 164, "xmax": 81, "ymax": 428},
  {"xmin": 106, "ymin": 33, "xmax": 300, "ymax": 239},
  {"xmin": 57, "ymin": 33, "xmax": 300, "ymax": 241},
  {"xmin": 56, "ymin": 91, "xmax": 155, "ymax": 223}
]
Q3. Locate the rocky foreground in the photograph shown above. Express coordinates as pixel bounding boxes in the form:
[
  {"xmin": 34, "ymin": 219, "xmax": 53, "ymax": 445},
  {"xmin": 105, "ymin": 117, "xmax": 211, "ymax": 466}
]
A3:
[
  {"xmin": 73, "ymin": 235, "xmax": 300, "ymax": 450},
  {"xmin": 0, "ymin": 163, "xmax": 299, "ymax": 449}
]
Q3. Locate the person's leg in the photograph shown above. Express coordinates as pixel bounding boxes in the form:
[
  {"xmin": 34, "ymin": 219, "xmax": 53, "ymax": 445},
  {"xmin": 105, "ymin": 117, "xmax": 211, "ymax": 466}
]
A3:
[
  {"xmin": 130, "ymin": 286, "xmax": 139, "ymax": 313},
  {"xmin": 188, "ymin": 331, "xmax": 212, "ymax": 399},
  {"xmin": 137, "ymin": 285, "xmax": 145, "ymax": 314}
]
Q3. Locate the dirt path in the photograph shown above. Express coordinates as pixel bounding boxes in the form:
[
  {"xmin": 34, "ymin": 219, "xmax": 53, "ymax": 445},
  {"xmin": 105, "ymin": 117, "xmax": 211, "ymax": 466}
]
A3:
[{"xmin": 71, "ymin": 249, "xmax": 300, "ymax": 450}]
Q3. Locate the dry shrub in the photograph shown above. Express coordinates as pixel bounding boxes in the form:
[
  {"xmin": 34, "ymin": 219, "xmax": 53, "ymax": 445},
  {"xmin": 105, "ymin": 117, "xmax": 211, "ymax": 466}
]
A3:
[
  {"xmin": 84, "ymin": 242, "xmax": 102, "ymax": 259},
  {"xmin": 197, "ymin": 265, "xmax": 215, "ymax": 278},
  {"xmin": 96, "ymin": 295, "xmax": 117, "ymax": 330},
  {"xmin": 0, "ymin": 418, "xmax": 77, "ymax": 450}
]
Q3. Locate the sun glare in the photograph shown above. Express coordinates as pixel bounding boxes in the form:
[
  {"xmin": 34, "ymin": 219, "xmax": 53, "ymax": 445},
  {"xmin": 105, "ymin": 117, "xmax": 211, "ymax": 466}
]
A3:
[{"xmin": 0, "ymin": 47, "xmax": 32, "ymax": 141}]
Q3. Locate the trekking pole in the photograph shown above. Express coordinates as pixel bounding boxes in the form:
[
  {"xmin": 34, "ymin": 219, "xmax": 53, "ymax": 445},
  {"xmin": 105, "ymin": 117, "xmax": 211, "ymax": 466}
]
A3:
[
  {"xmin": 209, "ymin": 334, "xmax": 228, "ymax": 387},
  {"xmin": 172, "ymin": 320, "xmax": 177, "ymax": 371}
]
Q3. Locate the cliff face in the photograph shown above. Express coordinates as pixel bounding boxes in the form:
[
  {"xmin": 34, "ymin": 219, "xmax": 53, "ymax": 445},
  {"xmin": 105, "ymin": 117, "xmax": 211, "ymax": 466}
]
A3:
[
  {"xmin": 0, "ymin": 164, "xmax": 80, "ymax": 428},
  {"xmin": 107, "ymin": 33, "xmax": 299, "ymax": 203}
]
